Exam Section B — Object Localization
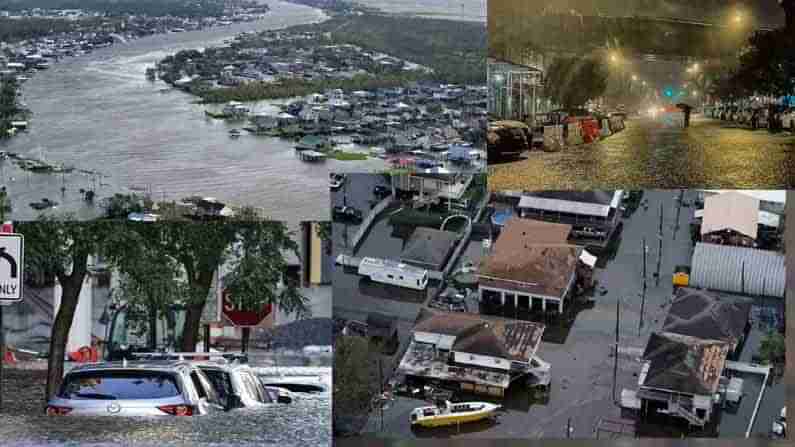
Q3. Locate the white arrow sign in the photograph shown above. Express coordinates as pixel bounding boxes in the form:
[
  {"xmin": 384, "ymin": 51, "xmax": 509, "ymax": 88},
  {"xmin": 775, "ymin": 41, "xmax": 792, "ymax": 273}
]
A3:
[{"xmin": 0, "ymin": 233, "xmax": 23, "ymax": 304}]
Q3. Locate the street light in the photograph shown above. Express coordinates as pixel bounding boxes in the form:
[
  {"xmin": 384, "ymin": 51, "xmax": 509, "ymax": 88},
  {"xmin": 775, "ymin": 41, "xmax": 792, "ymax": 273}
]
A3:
[{"xmin": 631, "ymin": 74, "xmax": 638, "ymax": 82}]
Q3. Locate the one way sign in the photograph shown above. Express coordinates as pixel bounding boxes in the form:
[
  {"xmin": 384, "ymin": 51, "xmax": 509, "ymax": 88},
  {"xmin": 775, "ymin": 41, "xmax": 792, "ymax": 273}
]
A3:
[{"xmin": 0, "ymin": 233, "xmax": 23, "ymax": 304}]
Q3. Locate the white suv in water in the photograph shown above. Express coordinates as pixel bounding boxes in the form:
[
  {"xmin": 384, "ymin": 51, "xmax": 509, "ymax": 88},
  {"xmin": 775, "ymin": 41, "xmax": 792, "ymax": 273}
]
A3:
[
  {"xmin": 197, "ymin": 361, "xmax": 293, "ymax": 408},
  {"xmin": 46, "ymin": 360, "xmax": 226, "ymax": 416}
]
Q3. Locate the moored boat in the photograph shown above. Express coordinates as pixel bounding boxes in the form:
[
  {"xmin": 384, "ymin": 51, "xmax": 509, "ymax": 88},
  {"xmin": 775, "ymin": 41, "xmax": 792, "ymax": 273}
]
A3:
[{"xmin": 410, "ymin": 401, "xmax": 500, "ymax": 428}]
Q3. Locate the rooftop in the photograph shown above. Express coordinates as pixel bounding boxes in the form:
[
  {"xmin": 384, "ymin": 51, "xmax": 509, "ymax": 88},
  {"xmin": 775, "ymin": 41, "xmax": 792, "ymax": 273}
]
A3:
[
  {"xmin": 479, "ymin": 219, "xmax": 579, "ymax": 298},
  {"xmin": 413, "ymin": 309, "xmax": 545, "ymax": 363},
  {"xmin": 399, "ymin": 227, "xmax": 459, "ymax": 271},
  {"xmin": 690, "ymin": 243, "xmax": 785, "ymax": 298},
  {"xmin": 662, "ymin": 288, "xmax": 752, "ymax": 349},
  {"xmin": 397, "ymin": 340, "xmax": 511, "ymax": 389},
  {"xmin": 641, "ymin": 332, "xmax": 730, "ymax": 396},
  {"xmin": 700, "ymin": 191, "xmax": 759, "ymax": 239}
]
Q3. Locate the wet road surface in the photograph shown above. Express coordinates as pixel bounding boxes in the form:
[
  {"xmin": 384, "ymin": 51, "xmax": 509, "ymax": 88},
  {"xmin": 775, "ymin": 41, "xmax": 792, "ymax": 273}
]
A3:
[{"xmin": 489, "ymin": 117, "xmax": 795, "ymax": 190}]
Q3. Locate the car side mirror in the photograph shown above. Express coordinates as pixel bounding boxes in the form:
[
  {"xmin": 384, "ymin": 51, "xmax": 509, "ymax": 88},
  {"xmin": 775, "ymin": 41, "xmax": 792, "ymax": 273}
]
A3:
[{"xmin": 225, "ymin": 394, "xmax": 242, "ymax": 411}]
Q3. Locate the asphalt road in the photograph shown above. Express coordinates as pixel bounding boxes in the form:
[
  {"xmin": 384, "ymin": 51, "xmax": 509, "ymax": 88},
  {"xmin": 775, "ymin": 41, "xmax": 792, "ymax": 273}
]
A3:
[{"xmin": 488, "ymin": 117, "xmax": 795, "ymax": 190}]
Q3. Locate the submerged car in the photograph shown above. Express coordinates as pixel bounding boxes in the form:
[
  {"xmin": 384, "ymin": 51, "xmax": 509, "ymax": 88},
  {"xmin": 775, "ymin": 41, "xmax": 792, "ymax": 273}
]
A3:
[
  {"xmin": 333, "ymin": 205, "xmax": 363, "ymax": 223},
  {"xmin": 47, "ymin": 360, "xmax": 226, "ymax": 416},
  {"xmin": 197, "ymin": 361, "xmax": 292, "ymax": 408}
]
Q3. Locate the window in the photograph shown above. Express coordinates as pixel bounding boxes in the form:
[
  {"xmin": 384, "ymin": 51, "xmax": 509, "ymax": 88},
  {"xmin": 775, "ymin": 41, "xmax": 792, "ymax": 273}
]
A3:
[
  {"xmin": 241, "ymin": 372, "xmax": 267, "ymax": 403},
  {"xmin": 190, "ymin": 371, "xmax": 207, "ymax": 399},
  {"xmin": 60, "ymin": 371, "xmax": 181, "ymax": 400},
  {"xmin": 200, "ymin": 368, "xmax": 233, "ymax": 399},
  {"xmin": 387, "ymin": 274, "xmax": 394, "ymax": 279}
]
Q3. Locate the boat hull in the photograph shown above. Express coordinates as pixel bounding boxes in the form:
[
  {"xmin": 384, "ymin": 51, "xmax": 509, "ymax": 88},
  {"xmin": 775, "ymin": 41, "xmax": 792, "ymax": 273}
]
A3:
[{"xmin": 412, "ymin": 407, "xmax": 499, "ymax": 428}]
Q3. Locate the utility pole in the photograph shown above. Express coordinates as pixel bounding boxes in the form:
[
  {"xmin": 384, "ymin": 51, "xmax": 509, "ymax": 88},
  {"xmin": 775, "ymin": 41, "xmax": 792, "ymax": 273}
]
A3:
[
  {"xmin": 640, "ymin": 237, "xmax": 647, "ymax": 334},
  {"xmin": 673, "ymin": 190, "xmax": 683, "ymax": 240},
  {"xmin": 612, "ymin": 297, "xmax": 620, "ymax": 404},
  {"xmin": 377, "ymin": 355, "xmax": 384, "ymax": 432},
  {"xmin": 656, "ymin": 202, "xmax": 663, "ymax": 286},
  {"xmin": 567, "ymin": 417, "xmax": 572, "ymax": 438}
]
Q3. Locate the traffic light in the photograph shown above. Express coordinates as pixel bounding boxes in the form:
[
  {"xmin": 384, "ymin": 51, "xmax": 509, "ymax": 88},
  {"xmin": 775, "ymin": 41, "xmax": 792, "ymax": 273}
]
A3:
[{"xmin": 664, "ymin": 88, "xmax": 674, "ymax": 98}]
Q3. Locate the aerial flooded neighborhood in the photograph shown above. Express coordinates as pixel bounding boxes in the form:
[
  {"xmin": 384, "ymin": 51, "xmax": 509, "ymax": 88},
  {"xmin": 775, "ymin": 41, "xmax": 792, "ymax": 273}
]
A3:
[
  {"xmin": 0, "ymin": 0, "xmax": 486, "ymax": 221},
  {"xmin": 333, "ymin": 185, "xmax": 787, "ymax": 441}
]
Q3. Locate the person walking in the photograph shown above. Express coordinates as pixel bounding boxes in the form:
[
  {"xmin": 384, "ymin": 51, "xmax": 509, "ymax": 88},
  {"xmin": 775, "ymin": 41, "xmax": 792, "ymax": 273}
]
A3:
[{"xmin": 677, "ymin": 103, "xmax": 693, "ymax": 128}]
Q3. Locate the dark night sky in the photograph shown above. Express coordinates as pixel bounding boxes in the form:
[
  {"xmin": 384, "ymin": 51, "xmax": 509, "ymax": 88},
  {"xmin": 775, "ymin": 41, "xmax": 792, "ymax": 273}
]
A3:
[{"xmin": 520, "ymin": 1, "xmax": 785, "ymax": 26}]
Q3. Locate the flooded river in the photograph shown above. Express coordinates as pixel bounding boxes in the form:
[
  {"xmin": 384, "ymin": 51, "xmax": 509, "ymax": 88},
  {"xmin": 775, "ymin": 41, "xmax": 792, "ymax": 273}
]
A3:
[
  {"xmin": 0, "ymin": 367, "xmax": 331, "ymax": 446},
  {"xmin": 0, "ymin": 1, "xmax": 364, "ymax": 222}
]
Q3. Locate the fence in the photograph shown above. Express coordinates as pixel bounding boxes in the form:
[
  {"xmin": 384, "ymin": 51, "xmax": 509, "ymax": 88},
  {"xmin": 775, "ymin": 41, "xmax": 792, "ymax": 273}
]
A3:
[
  {"xmin": 351, "ymin": 195, "xmax": 394, "ymax": 254},
  {"xmin": 442, "ymin": 191, "xmax": 492, "ymax": 279}
]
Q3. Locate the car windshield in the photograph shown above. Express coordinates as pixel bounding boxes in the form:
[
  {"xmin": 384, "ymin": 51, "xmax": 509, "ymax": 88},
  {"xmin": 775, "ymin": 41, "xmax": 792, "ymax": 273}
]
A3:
[{"xmin": 59, "ymin": 371, "xmax": 181, "ymax": 400}]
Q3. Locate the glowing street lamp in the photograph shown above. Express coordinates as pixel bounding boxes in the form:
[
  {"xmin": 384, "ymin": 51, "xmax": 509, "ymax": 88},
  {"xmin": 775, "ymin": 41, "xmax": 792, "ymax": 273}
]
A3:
[
  {"xmin": 631, "ymin": 74, "xmax": 638, "ymax": 82},
  {"xmin": 733, "ymin": 13, "xmax": 743, "ymax": 24}
]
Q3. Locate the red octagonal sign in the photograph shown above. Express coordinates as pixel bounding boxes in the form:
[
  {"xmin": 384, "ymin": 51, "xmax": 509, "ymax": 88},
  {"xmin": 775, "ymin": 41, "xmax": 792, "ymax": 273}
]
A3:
[{"xmin": 221, "ymin": 289, "xmax": 273, "ymax": 327}]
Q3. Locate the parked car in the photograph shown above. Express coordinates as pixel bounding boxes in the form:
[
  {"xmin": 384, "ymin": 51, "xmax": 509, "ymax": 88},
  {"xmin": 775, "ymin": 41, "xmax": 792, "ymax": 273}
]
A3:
[
  {"xmin": 772, "ymin": 407, "xmax": 786, "ymax": 439},
  {"xmin": 333, "ymin": 205, "xmax": 363, "ymax": 223},
  {"xmin": 329, "ymin": 173, "xmax": 346, "ymax": 191},
  {"xmin": 373, "ymin": 185, "xmax": 390, "ymax": 199},
  {"xmin": 46, "ymin": 360, "xmax": 226, "ymax": 416}
]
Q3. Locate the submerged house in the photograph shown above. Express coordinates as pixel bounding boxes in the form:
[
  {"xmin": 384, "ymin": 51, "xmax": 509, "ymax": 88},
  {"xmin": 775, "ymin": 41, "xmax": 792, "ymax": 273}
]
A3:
[
  {"xmin": 397, "ymin": 310, "xmax": 548, "ymax": 397},
  {"xmin": 516, "ymin": 191, "xmax": 622, "ymax": 250},
  {"xmin": 399, "ymin": 227, "xmax": 460, "ymax": 273},
  {"xmin": 662, "ymin": 288, "xmax": 751, "ymax": 359},
  {"xmin": 478, "ymin": 218, "xmax": 589, "ymax": 314},
  {"xmin": 636, "ymin": 332, "xmax": 730, "ymax": 428}
]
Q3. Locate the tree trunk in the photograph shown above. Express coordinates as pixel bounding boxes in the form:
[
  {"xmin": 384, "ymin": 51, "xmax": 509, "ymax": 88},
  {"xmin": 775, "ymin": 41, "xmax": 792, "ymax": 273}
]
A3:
[
  {"xmin": 180, "ymin": 269, "xmax": 215, "ymax": 352},
  {"xmin": 44, "ymin": 270, "xmax": 87, "ymax": 402}
]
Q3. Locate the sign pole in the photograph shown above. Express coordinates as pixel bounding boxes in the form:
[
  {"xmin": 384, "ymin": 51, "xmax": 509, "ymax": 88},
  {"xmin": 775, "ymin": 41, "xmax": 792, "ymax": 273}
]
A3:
[
  {"xmin": 0, "ymin": 221, "xmax": 15, "ymax": 412},
  {"xmin": 0, "ymin": 303, "xmax": 4, "ymax": 411}
]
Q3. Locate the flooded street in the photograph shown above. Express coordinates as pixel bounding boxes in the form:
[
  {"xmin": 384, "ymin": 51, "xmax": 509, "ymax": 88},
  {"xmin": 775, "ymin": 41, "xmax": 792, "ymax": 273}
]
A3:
[
  {"xmin": 489, "ymin": 117, "xmax": 795, "ymax": 190},
  {"xmin": 0, "ymin": 1, "xmax": 350, "ymax": 222},
  {"xmin": 0, "ymin": 366, "xmax": 331, "ymax": 446}
]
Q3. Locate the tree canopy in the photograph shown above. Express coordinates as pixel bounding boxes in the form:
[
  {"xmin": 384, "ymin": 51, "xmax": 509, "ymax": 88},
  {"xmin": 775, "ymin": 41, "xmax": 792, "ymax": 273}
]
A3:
[
  {"xmin": 710, "ymin": 28, "xmax": 795, "ymax": 101},
  {"xmin": 544, "ymin": 56, "xmax": 608, "ymax": 111}
]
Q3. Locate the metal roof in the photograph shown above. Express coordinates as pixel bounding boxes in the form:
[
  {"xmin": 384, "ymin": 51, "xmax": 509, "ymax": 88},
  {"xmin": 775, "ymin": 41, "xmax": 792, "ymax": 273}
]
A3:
[
  {"xmin": 518, "ymin": 195, "xmax": 611, "ymax": 217},
  {"xmin": 690, "ymin": 243, "xmax": 785, "ymax": 298},
  {"xmin": 700, "ymin": 191, "xmax": 759, "ymax": 239}
]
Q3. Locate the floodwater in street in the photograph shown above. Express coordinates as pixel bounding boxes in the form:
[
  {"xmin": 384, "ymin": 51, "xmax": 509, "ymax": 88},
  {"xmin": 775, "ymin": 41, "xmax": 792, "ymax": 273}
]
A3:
[
  {"xmin": 0, "ymin": 1, "xmax": 353, "ymax": 222},
  {"xmin": 489, "ymin": 117, "xmax": 795, "ymax": 190},
  {"xmin": 0, "ymin": 367, "xmax": 331, "ymax": 446}
]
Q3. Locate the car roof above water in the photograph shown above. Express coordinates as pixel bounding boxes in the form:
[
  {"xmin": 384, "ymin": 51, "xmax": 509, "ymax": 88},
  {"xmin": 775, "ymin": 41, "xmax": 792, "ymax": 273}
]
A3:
[{"xmin": 67, "ymin": 360, "xmax": 193, "ymax": 374}]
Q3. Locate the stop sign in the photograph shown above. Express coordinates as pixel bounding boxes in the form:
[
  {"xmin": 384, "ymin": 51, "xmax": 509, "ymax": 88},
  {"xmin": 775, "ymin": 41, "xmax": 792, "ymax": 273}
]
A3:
[{"xmin": 221, "ymin": 289, "xmax": 273, "ymax": 327}]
